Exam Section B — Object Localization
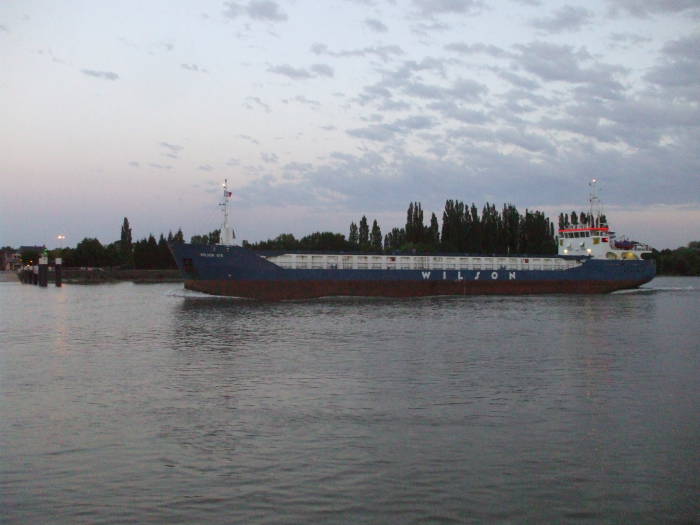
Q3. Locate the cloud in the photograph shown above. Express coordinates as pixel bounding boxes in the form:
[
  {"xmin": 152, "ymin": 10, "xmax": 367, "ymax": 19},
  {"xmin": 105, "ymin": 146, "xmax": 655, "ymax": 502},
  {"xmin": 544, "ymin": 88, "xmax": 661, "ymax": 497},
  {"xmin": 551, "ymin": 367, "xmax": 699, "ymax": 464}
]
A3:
[
  {"xmin": 365, "ymin": 18, "xmax": 388, "ymax": 32},
  {"xmin": 223, "ymin": 0, "xmax": 287, "ymax": 22},
  {"xmin": 412, "ymin": 0, "xmax": 483, "ymax": 16},
  {"xmin": 493, "ymin": 127, "xmax": 556, "ymax": 154},
  {"xmin": 346, "ymin": 114, "xmax": 436, "ymax": 142},
  {"xmin": 512, "ymin": 41, "xmax": 626, "ymax": 93},
  {"xmin": 444, "ymin": 42, "xmax": 508, "ymax": 58},
  {"xmin": 81, "ymin": 69, "xmax": 119, "ymax": 81},
  {"xmin": 411, "ymin": 21, "xmax": 451, "ymax": 37},
  {"xmin": 198, "ymin": 165, "xmax": 214, "ymax": 171},
  {"xmin": 149, "ymin": 163, "xmax": 173, "ymax": 170},
  {"xmin": 290, "ymin": 95, "xmax": 321, "ymax": 108},
  {"xmin": 181, "ymin": 63, "xmax": 207, "ymax": 73},
  {"xmin": 267, "ymin": 64, "xmax": 313, "ymax": 79},
  {"xmin": 401, "ymin": 77, "xmax": 487, "ymax": 102},
  {"xmin": 238, "ymin": 134, "xmax": 259, "ymax": 144},
  {"xmin": 129, "ymin": 161, "xmax": 139, "ymax": 167},
  {"xmin": 428, "ymin": 101, "xmax": 488, "ymax": 124},
  {"xmin": 310, "ymin": 63, "xmax": 334, "ymax": 77},
  {"xmin": 244, "ymin": 96, "xmax": 270, "ymax": 112},
  {"xmin": 310, "ymin": 42, "xmax": 404, "ymax": 62},
  {"xmin": 496, "ymin": 70, "xmax": 541, "ymax": 90},
  {"xmin": 347, "ymin": 124, "xmax": 397, "ymax": 142},
  {"xmin": 608, "ymin": 32, "xmax": 651, "ymax": 46},
  {"xmin": 267, "ymin": 63, "xmax": 334, "ymax": 80},
  {"xmin": 606, "ymin": 0, "xmax": 700, "ymax": 18},
  {"xmin": 160, "ymin": 142, "xmax": 183, "ymax": 153},
  {"xmin": 160, "ymin": 142, "xmax": 183, "ymax": 160},
  {"xmin": 645, "ymin": 34, "xmax": 700, "ymax": 91},
  {"xmin": 530, "ymin": 5, "xmax": 594, "ymax": 33},
  {"xmin": 450, "ymin": 78, "xmax": 488, "ymax": 101},
  {"xmin": 394, "ymin": 115, "xmax": 435, "ymax": 130},
  {"xmin": 513, "ymin": 41, "xmax": 590, "ymax": 82},
  {"xmin": 261, "ymin": 152, "xmax": 279, "ymax": 163}
]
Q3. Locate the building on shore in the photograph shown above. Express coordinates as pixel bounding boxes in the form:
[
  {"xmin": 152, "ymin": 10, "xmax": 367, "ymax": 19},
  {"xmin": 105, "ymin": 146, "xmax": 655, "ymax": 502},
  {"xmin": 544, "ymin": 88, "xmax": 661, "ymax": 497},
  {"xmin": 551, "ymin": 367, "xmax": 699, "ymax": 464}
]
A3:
[{"xmin": 1, "ymin": 250, "xmax": 23, "ymax": 271}]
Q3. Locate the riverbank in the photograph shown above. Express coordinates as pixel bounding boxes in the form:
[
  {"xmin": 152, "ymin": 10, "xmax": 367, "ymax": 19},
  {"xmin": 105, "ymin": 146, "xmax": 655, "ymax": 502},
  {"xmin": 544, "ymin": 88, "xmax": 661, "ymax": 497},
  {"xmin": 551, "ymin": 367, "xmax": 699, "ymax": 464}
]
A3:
[{"xmin": 0, "ymin": 271, "xmax": 19, "ymax": 282}]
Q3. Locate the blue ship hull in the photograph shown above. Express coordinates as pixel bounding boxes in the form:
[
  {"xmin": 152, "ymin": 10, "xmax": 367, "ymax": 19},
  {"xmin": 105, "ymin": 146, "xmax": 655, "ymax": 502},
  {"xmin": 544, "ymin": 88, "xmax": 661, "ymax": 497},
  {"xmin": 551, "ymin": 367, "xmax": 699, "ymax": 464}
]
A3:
[{"xmin": 169, "ymin": 243, "xmax": 656, "ymax": 300}]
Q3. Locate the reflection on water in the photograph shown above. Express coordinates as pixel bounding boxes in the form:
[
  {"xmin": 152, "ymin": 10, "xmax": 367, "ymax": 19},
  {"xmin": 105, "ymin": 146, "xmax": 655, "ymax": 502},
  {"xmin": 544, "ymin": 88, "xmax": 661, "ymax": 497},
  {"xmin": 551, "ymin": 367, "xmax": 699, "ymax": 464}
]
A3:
[{"xmin": 1, "ymin": 277, "xmax": 699, "ymax": 523}]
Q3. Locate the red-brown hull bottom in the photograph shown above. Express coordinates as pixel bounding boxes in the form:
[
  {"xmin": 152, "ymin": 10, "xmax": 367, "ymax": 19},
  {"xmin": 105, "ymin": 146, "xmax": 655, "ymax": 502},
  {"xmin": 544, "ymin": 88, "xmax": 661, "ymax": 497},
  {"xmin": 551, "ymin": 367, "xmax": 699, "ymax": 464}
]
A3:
[{"xmin": 184, "ymin": 279, "xmax": 649, "ymax": 301}]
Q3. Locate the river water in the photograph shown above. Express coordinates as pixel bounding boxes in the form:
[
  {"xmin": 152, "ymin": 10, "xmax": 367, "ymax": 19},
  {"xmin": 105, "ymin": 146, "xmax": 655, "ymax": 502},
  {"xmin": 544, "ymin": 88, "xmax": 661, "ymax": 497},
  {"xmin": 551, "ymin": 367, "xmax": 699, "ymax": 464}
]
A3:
[{"xmin": 1, "ymin": 276, "xmax": 698, "ymax": 524}]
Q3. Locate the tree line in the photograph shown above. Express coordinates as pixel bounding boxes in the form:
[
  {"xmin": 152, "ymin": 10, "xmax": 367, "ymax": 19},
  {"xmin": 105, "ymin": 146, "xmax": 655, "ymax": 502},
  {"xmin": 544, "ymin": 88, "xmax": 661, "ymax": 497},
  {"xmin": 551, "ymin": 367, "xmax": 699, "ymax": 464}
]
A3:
[
  {"xmin": 651, "ymin": 242, "xmax": 700, "ymax": 275},
  {"xmin": 10, "ymin": 205, "xmax": 696, "ymax": 274},
  {"xmin": 243, "ymin": 200, "xmax": 558, "ymax": 255},
  {"xmin": 40, "ymin": 218, "xmax": 185, "ymax": 269}
]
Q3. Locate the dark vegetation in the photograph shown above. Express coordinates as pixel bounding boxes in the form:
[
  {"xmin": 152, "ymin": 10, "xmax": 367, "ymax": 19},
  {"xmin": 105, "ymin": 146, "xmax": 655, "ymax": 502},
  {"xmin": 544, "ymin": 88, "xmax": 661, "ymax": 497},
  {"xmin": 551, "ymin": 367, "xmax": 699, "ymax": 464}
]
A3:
[
  {"xmin": 15, "ymin": 218, "xmax": 185, "ymax": 270},
  {"xmin": 651, "ymin": 242, "xmax": 700, "ymax": 275},
  {"xmin": 243, "ymin": 200, "xmax": 558, "ymax": 255},
  {"xmin": 4, "ymin": 203, "xmax": 698, "ymax": 275}
]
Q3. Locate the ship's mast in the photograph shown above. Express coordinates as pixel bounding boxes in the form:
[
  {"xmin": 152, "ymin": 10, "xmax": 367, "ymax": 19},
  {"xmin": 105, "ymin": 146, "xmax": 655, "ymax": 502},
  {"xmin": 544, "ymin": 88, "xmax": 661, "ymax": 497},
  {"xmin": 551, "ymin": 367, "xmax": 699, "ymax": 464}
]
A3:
[
  {"xmin": 219, "ymin": 179, "xmax": 235, "ymax": 246},
  {"xmin": 588, "ymin": 178, "xmax": 605, "ymax": 227}
]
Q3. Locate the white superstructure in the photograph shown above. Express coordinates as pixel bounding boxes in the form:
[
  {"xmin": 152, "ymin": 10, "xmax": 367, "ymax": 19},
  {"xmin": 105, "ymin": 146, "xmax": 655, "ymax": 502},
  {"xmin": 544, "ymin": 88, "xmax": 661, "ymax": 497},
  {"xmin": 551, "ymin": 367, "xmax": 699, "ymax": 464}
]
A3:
[
  {"xmin": 218, "ymin": 179, "xmax": 236, "ymax": 246},
  {"xmin": 557, "ymin": 180, "xmax": 650, "ymax": 260}
]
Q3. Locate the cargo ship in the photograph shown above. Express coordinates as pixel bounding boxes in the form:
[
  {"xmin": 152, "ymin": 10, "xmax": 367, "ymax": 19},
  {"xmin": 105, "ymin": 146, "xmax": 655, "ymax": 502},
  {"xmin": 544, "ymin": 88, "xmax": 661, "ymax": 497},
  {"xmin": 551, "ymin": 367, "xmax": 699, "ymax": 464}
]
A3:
[{"xmin": 170, "ymin": 180, "xmax": 655, "ymax": 300}]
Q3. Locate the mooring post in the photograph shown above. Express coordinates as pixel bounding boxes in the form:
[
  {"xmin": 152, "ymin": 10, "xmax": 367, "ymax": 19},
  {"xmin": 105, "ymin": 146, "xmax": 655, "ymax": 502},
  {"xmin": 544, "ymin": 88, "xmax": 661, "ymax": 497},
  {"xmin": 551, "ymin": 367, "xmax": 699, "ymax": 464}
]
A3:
[
  {"xmin": 55, "ymin": 257, "xmax": 62, "ymax": 287},
  {"xmin": 39, "ymin": 257, "xmax": 48, "ymax": 287}
]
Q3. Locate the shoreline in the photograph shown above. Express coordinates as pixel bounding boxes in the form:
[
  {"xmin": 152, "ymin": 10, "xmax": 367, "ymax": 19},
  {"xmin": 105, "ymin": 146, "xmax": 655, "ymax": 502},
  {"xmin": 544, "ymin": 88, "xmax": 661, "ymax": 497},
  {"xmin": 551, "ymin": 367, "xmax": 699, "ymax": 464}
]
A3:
[{"xmin": 7, "ymin": 268, "xmax": 182, "ymax": 284}]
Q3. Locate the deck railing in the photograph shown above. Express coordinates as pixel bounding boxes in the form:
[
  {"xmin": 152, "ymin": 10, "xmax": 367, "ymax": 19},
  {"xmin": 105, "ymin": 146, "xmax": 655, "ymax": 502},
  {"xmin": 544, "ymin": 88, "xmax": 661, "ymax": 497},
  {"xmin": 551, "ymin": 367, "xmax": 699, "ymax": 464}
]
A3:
[{"xmin": 264, "ymin": 254, "xmax": 583, "ymax": 272}]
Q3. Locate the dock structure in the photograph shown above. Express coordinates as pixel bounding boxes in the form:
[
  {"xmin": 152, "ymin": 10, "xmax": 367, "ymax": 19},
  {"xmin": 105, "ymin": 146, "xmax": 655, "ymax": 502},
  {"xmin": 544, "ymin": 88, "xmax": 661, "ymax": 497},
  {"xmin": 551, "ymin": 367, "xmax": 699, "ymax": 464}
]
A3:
[{"xmin": 18, "ymin": 257, "xmax": 62, "ymax": 287}]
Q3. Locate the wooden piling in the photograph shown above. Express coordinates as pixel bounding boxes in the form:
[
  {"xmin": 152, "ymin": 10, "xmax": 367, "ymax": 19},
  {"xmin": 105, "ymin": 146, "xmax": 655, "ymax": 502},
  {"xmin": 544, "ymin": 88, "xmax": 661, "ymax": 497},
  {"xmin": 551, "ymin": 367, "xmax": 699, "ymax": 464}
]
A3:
[
  {"xmin": 38, "ymin": 257, "xmax": 48, "ymax": 287},
  {"xmin": 55, "ymin": 257, "xmax": 62, "ymax": 287}
]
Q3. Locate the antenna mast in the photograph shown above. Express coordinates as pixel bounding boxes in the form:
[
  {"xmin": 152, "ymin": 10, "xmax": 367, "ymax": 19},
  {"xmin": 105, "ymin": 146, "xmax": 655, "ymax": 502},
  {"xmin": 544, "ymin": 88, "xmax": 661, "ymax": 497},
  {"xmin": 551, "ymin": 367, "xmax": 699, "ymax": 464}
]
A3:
[
  {"xmin": 588, "ymin": 179, "xmax": 605, "ymax": 227},
  {"xmin": 219, "ymin": 179, "xmax": 235, "ymax": 246}
]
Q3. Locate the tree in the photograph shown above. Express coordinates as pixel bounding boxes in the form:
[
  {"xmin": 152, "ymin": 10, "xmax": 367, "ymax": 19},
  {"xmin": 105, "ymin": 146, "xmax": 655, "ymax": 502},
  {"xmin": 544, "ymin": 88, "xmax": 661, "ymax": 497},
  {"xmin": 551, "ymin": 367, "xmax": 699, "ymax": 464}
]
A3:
[
  {"xmin": 428, "ymin": 213, "xmax": 440, "ymax": 249},
  {"xmin": 105, "ymin": 241, "xmax": 121, "ymax": 267},
  {"xmin": 481, "ymin": 202, "xmax": 499, "ymax": 253},
  {"xmin": 73, "ymin": 238, "xmax": 108, "ymax": 267},
  {"xmin": 246, "ymin": 233, "xmax": 299, "ymax": 250},
  {"xmin": 359, "ymin": 216, "xmax": 369, "ymax": 251},
  {"xmin": 348, "ymin": 222, "xmax": 359, "ymax": 249},
  {"xmin": 120, "ymin": 217, "xmax": 132, "ymax": 265},
  {"xmin": 571, "ymin": 211, "xmax": 578, "ymax": 226},
  {"xmin": 370, "ymin": 220, "xmax": 382, "ymax": 251},
  {"xmin": 502, "ymin": 204, "xmax": 520, "ymax": 254},
  {"xmin": 20, "ymin": 249, "xmax": 41, "ymax": 265},
  {"xmin": 405, "ymin": 202, "xmax": 425, "ymax": 244},
  {"xmin": 467, "ymin": 204, "xmax": 481, "ymax": 253},
  {"xmin": 190, "ymin": 229, "xmax": 220, "ymax": 245},
  {"xmin": 384, "ymin": 227, "xmax": 406, "ymax": 251},
  {"xmin": 440, "ymin": 199, "xmax": 465, "ymax": 252},
  {"xmin": 172, "ymin": 228, "xmax": 184, "ymax": 243},
  {"xmin": 299, "ymin": 232, "xmax": 351, "ymax": 251},
  {"xmin": 158, "ymin": 234, "xmax": 175, "ymax": 268}
]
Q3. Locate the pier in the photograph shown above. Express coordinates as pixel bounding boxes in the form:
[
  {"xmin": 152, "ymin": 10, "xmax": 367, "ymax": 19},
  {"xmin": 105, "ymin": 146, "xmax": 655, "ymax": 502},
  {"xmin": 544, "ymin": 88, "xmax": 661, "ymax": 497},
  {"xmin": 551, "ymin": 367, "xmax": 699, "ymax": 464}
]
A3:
[{"xmin": 18, "ymin": 257, "xmax": 62, "ymax": 286}]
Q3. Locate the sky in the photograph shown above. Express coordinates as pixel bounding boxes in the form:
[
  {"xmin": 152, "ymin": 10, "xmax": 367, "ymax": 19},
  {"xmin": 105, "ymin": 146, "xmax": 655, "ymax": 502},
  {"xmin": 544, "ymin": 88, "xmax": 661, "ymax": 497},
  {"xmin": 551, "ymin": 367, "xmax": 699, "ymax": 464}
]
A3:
[{"xmin": 1, "ymin": 0, "xmax": 699, "ymax": 250}]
